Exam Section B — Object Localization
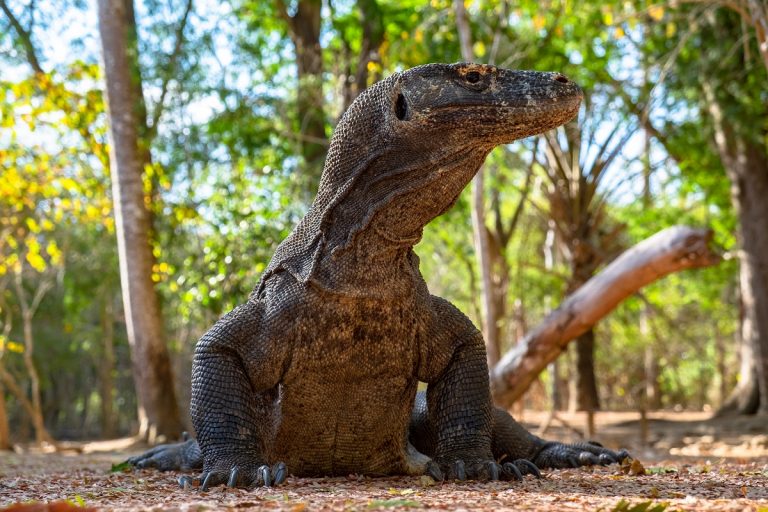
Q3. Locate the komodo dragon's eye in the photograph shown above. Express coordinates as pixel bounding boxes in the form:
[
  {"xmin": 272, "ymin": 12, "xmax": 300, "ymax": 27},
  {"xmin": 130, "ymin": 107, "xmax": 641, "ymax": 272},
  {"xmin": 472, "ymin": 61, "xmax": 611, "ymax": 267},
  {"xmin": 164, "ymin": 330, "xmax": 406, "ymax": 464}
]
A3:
[
  {"xmin": 466, "ymin": 71, "xmax": 481, "ymax": 83},
  {"xmin": 395, "ymin": 93, "xmax": 408, "ymax": 120}
]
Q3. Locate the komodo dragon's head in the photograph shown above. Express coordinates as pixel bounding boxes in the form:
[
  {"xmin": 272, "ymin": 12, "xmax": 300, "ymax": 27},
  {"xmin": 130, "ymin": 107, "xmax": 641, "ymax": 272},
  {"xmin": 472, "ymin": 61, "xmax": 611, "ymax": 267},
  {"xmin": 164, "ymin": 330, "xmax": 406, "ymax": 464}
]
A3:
[{"xmin": 260, "ymin": 63, "xmax": 582, "ymax": 290}]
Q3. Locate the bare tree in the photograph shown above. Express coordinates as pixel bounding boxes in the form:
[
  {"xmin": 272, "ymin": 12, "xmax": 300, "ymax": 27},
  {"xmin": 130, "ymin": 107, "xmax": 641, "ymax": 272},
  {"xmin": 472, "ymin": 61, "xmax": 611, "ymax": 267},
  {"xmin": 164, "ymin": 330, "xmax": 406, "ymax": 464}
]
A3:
[{"xmin": 97, "ymin": 0, "xmax": 183, "ymax": 441}]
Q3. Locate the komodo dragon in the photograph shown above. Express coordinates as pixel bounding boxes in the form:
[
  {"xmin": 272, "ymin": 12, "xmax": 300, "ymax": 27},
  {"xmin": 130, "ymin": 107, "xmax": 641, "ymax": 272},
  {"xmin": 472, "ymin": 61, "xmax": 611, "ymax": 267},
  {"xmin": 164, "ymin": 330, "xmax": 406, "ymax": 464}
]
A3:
[{"xmin": 129, "ymin": 63, "xmax": 629, "ymax": 489}]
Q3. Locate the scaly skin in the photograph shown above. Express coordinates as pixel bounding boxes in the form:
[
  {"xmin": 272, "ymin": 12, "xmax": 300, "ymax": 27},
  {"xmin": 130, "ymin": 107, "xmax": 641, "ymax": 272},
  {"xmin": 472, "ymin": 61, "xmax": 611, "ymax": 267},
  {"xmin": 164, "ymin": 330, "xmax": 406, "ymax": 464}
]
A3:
[{"xmin": 129, "ymin": 63, "xmax": 629, "ymax": 488}]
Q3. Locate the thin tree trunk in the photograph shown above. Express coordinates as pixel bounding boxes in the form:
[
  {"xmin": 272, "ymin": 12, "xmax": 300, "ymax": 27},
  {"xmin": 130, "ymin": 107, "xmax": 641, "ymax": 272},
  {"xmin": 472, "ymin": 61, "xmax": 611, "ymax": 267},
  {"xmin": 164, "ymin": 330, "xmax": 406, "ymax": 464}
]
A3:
[
  {"xmin": 279, "ymin": 0, "xmax": 327, "ymax": 193},
  {"xmin": 491, "ymin": 226, "xmax": 721, "ymax": 407},
  {"xmin": 570, "ymin": 330, "xmax": 600, "ymax": 412},
  {"xmin": 13, "ymin": 272, "xmax": 54, "ymax": 445},
  {"xmin": 97, "ymin": 0, "xmax": 183, "ymax": 441},
  {"xmin": 0, "ymin": 380, "xmax": 10, "ymax": 449},
  {"xmin": 704, "ymin": 83, "xmax": 768, "ymax": 415},
  {"xmin": 567, "ymin": 264, "xmax": 601, "ymax": 412},
  {"xmin": 0, "ymin": 365, "xmax": 41, "ymax": 438},
  {"xmin": 100, "ymin": 298, "xmax": 117, "ymax": 438},
  {"xmin": 454, "ymin": 0, "xmax": 500, "ymax": 369}
]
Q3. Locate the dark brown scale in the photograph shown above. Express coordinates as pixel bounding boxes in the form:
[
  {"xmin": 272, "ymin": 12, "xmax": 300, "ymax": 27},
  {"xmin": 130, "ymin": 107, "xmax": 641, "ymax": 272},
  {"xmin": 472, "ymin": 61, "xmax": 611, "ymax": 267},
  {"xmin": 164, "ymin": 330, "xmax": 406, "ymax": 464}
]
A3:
[{"xmin": 128, "ymin": 63, "xmax": 630, "ymax": 488}]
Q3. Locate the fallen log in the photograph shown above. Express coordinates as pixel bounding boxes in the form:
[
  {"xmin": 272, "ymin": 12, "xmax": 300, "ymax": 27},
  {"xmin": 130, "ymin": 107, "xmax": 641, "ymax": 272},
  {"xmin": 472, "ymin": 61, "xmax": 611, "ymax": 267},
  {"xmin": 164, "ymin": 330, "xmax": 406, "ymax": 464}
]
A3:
[{"xmin": 491, "ymin": 225, "xmax": 722, "ymax": 407}]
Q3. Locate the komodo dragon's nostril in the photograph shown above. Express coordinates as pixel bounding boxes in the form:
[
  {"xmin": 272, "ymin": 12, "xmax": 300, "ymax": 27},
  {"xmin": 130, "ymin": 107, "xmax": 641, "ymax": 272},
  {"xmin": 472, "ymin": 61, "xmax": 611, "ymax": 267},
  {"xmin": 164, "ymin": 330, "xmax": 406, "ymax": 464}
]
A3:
[{"xmin": 554, "ymin": 74, "xmax": 569, "ymax": 83}]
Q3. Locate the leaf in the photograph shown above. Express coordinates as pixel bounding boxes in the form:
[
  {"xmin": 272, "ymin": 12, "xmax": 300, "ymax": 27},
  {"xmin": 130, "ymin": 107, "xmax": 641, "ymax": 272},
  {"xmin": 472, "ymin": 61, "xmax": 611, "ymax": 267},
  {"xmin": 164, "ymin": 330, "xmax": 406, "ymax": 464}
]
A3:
[
  {"xmin": 629, "ymin": 459, "xmax": 647, "ymax": 476},
  {"xmin": 419, "ymin": 475, "xmax": 435, "ymax": 487},
  {"xmin": 648, "ymin": 5, "xmax": 664, "ymax": 21},
  {"xmin": 367, "ymin": 499, "xmax": 421, "ymax": 508},
  {"xmin": 109, "ymin": 461, "xmax": 132, "ymax": 473}
]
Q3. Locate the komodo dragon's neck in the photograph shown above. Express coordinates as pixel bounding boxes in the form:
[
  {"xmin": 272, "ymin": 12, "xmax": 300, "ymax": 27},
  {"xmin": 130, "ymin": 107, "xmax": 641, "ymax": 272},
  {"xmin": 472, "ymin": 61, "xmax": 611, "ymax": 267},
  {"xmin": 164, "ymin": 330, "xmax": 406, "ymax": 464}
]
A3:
[{"xmin": 255, "ymin": 63, "xmax": 582, "ymax": 298}]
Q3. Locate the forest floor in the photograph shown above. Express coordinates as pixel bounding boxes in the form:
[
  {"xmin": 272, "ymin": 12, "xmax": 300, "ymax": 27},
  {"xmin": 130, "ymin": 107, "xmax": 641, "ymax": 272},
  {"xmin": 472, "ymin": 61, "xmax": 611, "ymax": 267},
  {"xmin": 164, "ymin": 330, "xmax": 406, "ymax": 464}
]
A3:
[{"xmin": 1, "ymin": 410, "xmax": 767, "ymax": 511}]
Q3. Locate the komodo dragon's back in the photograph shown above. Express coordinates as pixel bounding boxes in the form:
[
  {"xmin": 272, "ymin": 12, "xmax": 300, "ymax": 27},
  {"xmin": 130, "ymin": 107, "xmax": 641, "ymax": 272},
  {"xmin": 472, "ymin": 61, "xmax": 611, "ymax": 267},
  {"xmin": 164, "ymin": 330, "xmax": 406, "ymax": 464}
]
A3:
[{"xmin": 129, "ymin": 63, "xmax": 629, "ymax": 489}]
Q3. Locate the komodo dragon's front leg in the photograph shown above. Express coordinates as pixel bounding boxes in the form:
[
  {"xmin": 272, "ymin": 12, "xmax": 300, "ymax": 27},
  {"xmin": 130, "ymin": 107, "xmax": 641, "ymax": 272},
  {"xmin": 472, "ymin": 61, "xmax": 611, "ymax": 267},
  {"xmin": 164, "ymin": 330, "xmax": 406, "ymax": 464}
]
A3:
[
  {"xmin": 411, "ymin": 295, "xmax": 631, "ymax": 481},
  {"xmin": 414, "ymin": 296, "xmax": 535, "ymax": 481},
  {"xmin": 190, "ymin": 299, "xmax": 289, "ymax": 489}
]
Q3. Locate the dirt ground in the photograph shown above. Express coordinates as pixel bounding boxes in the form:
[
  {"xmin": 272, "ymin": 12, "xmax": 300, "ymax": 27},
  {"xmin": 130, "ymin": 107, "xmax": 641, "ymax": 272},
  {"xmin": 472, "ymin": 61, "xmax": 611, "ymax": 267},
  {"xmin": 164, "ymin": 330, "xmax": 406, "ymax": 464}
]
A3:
[{"xmin": 1, "ymin": 411, "xmax": 767, "ymax": 511}]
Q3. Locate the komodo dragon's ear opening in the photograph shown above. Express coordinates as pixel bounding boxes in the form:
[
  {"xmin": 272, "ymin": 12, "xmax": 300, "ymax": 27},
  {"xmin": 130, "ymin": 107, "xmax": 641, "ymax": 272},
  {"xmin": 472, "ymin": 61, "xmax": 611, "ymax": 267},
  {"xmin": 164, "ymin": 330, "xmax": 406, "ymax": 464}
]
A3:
[{"xmin": 395, "ymin": 93, "xmax": 408, "ymax": 120}]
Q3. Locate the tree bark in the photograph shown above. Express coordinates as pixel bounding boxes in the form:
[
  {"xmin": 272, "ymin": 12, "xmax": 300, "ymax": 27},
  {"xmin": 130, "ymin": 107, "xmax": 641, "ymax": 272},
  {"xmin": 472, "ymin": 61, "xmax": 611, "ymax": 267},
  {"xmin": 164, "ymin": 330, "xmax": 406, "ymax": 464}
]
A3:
[
  {"xmin": 570, "ymin": 330, "xmax": 600, "ymax": 412},
  {"xmin": 97, "ymin": 0, "xmax": 183, "ymax": 440},
  {"xmin": 279, "ymin": 0, "xmax": 327, "ymax": 193},
  {"xmin": 13, "ymin": 272, "xmax": 54, "ymax": 445},
  {"xmin": 491, "ymin": 226, "xmax": 721, "ymax": 407},
  {"xmin": 705, "ymin": 83, "xmax": 768, "ymax": 414},
  {"xmin": 0, "ymin": 365, "xmax": 40, "ymax": 439},
  {"xmin": 0, "ymin": 380, "xmax": 10, "ymax": 449},
  {"xmin": 99, "ymin": 298, "xmax": 117, "ymax": 438}
]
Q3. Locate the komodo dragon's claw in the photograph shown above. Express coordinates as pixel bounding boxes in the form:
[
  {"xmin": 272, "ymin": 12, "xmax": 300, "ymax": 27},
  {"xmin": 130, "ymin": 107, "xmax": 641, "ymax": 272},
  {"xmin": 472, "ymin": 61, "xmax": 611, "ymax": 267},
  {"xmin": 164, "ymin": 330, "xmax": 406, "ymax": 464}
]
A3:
[
  {"xmin": 197, "ymin": 462, "xmax": 286, "ymax": 490},
  {"xmin": 502, "ymin": 462, "xmax": 522, "ymax": 480},
  {"xmin": 502, "ymin": 459, "xmax": 541, "ymax": 480},
  {"xmin": 200, "ymin": 470, "xmax": 228, "ymax": 491},
  {"xmin": 514, "ymin": 459, "xmax": 542, "ymax": 478},
  {"xmin": 428, "ymin": 458, "xmax": 517, "ymax": 482}
]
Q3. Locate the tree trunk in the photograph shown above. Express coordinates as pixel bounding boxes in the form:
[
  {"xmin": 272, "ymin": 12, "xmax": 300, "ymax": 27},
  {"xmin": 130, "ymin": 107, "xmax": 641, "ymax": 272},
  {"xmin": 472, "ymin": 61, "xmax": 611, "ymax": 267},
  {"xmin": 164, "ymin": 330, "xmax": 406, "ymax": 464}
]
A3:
[
  {"xmin": 704, "ymin": 84, "xmax": 768, "ymax": 415},
  {"xmin": 0, "ymin": 380, "xmax": 10, "ymax": 449},
  {"xmin": 453, "ymin": 0, "xmax": 501, "ymax": 370},
  {"xmin": 570, "ymin": 329, "xmax": 600, "ymax": 412},
  {"xmin": 567, "ymin": 264, "xmax": 601, "ymax": 412},
  {"xmin": 0, "ymin": 365, "xmax": 43, "ymax": 440},
  {"xmin": 13, "ymin": 272, "xmax": 54, "ymax": 445},
  {"xmin": 99, "ymin": 298, "xmax": 117, "ymax": 438},
  {"xmin": 97, "ymin": 0, "xmax": 183, "ymax": 441},
  {"xmin": 491, "ymin": 226, "xmax": 721, "ymax": 407},
  {"xmin": 281, "ymin": 0, "xmax": 327, "ymax": 193},
  {"xmin": 20, "ymin": 310, "xmax": 52, "ymax": 444}
]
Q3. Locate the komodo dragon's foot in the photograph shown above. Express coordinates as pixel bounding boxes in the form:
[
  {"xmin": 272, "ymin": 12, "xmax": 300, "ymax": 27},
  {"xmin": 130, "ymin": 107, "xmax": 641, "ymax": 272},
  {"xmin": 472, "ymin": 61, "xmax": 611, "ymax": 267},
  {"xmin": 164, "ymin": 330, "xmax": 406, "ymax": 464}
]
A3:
[
  {"xmin": 127, "ymin": 438, "xmax": 202, "ymax": 472},
  {"xmin": 533, "ymin": 441, "xmax": 630, "ymax": 469},
  {"xmin": 425, "ymin": 457, "xmax": 540, "ymax": 482},
  {"xmin": 184, "ymin": 461, "xmax": 287, "ymax": 490}
]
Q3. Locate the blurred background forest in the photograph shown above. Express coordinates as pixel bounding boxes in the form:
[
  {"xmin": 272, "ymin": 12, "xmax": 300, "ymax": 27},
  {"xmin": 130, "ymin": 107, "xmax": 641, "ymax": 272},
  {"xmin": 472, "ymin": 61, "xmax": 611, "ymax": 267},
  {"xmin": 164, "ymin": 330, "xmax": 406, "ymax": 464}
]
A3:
[{"xmin": 0, "ymin": 0, "xmax": 767, "ymax": 448}]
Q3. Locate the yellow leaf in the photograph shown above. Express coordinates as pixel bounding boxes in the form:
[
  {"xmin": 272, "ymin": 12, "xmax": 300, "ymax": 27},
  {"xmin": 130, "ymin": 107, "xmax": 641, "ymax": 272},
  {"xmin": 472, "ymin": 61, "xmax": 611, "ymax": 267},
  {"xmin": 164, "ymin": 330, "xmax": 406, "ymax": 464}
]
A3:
[
  {"xmin": 86, "ymin": 204, "xmax": 100, "ymax": 220},
  {"xmin": 26, "ymin": 252, "xmax": 46, "ymax": 272},
  {"xmin": 666, "ymin": 22, "xmax": 676, "ymax": 37},
  {"xmin": 46, "ymin": 240, "xmax": 62, "ymax": 265},
  {"xmin": 59, "ymin": 177, "xmax": 78, "ymax": 191},
  {"xmin": 473, "ymin": 41, "xmax": 486, "ymax": 58},
  {"xmin": 26, "ymin": 218, "xmax": 41, "ymax": 233},
  {"xmin": 7, "ymin": 341, "xmax": 24, "ymax": 353},
  {"xmin": 615, "ymin": 26, "xmax": 625, "ymax": 39},
  {"xmin": 648, "ymin": 5, "xmax": 664, "ymax": 21},
  {"xmin": 603, "ymin": 11, "xmax": 613, "ymax": 25},
  {"xmin": 6, "ymin": 253, "xmax": 20, "ymax": 273},
  {"xmin": 533, "ymin": 14, "xmax": 546, "ymax": 31}
]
